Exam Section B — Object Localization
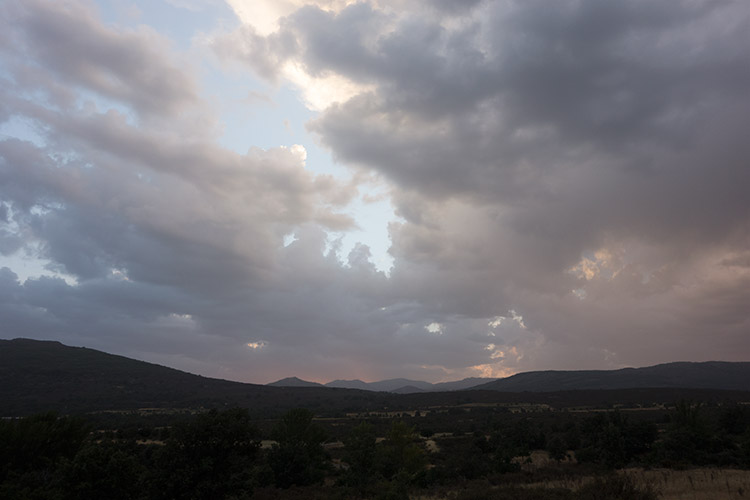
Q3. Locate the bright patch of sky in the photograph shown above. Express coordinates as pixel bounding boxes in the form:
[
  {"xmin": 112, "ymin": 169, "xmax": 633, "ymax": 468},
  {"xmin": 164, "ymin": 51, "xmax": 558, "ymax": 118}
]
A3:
[
  {"xmin": 95, "ymin": 0, "xmax": 237, "ymax": 50},
  {"xmin": 208, "ymin": 74, "xmax": 397, "ymax": 273},
  {"xmin": 197, "ymin": 42, "xmax": 396, "ymax": 271},
  {"xmin": 0, "ymin": 116, "xmax": 47, "ymax": 148},
  {"xmin": 0, "ymin": 247, "xmax": 78, "ymax": 286},
  {"xmin": 109, "ymin": 0, "xmax": 395, "ymax": 273},
  {"xmin": 0, "ymin": 0, "xmax": 396, "ymax": 278}
]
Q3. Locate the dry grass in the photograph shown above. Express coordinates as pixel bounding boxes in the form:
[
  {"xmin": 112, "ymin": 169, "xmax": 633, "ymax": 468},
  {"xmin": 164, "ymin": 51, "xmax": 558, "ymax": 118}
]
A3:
[
  {"xmin": 626, "ymin": 468, "xmax": 750, "ymax": 500},
  {"xmin": 518, "ymin": 468, "xmax": 750, "ymax": 499},
  {"xmin": 414, "ymin": 468, "xmax": 750, "ymax": 500},
  {"xmin": 510, "ymin": 450, "xmax": 750, "ymax": 499}
]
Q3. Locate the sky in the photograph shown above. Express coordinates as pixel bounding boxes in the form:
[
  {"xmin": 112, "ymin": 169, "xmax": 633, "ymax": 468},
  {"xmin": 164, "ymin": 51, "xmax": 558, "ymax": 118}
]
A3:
[{"xmin": 1, "ymin": 0, "xmax": 749, "ymax": 384}]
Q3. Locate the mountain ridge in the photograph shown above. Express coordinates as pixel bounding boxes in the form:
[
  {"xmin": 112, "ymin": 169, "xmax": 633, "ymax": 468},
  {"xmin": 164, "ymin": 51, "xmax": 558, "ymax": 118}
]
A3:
[
  {"xmin": 3, "ymin": 338, "xmax": 750, "ymax": 417},
  {"xmin": 0, "ymin": 338, "xmax": 380, "ymax": 416},
  {"xmin": 472, "ymin": 361, "xmax": 750, "ymax": 392},
  {"xmin": 276, "ymin": 376, "xmax": 498, "ymax": 392},
  {"xmin": 270, "ymin": 362, "xmax": 750, "ymax": 393}
]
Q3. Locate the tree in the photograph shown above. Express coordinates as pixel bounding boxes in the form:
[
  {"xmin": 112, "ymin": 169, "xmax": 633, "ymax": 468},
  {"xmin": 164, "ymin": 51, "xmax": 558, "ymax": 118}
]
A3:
[
  {"xmin": 487, "ymin": 417, "xmax": 544, "ymax": 473},
  {"xmin": 267, "ymin": 408, "xmax": 328, "ymax": 488},
  {"xmin": 576, "ymin": 412, "xmax": 656, "ymax": 468},
  {"xmin": 342, "ymin": 422, "xmax": 379, "ymax": 494},
  {"xmin": 376, "ymin": 420, "xmax": 427, "ymax": 493},
  {"xmin": 60, "ymin": 439, "xmax": 147, "ymax": 500},
  {"xmin": 151, "ymin": 408, "xmax": 261, "ymax": 500},
  {"xmin": 0, "ymin": 412, "xmax": 89, "ymax": 474},
  {"xmin": 0, "ymin": 412, "xmax": 89, "ymax": 499},
  {"xmin": 657, "ymin": 400, "xmax": 714, "ymax": 466}
]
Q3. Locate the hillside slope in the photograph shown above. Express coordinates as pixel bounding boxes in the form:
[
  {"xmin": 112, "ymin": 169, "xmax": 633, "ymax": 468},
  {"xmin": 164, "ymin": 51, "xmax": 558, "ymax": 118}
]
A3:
[
  {"xmin": 0, "ymin": 339, "xmax": 374, "ymax": 416},
  {"xmin": 4, "ymin": 339, "xmax": 749, "ymax": 416},
  {"xmin": 474, "ymin": 362, "xmax": 750, "ymax": 392}
]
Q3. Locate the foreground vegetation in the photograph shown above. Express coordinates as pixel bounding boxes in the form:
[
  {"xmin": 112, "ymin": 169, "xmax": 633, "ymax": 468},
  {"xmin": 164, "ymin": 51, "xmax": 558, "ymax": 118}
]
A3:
[{"xmin": 3, "ymin": 398, "xmax": 750, "ymax": 499}]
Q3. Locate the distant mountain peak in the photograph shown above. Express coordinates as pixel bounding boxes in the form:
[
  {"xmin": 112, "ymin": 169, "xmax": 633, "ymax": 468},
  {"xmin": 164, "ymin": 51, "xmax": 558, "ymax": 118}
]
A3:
[
  {"xmin": 324, "ymin": 376, "xmax": 498, "ymax": 392},
  {"xmin": 392, "ymin": 385, "xmax": 428, "ymax": 394},
  {"xmin": 267, "ymin": 377, "xmax": 322, "ymax": 387},
  {"xmin": 325, "ymin": 379, "xmax": 370, "ymax": 390}
]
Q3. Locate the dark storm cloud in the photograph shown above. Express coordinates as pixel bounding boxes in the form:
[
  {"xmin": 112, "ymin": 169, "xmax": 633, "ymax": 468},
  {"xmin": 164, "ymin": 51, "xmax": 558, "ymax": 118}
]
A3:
[{"xmin": 293, "ymin": 2, "xmax": 750, "ymax": 252}]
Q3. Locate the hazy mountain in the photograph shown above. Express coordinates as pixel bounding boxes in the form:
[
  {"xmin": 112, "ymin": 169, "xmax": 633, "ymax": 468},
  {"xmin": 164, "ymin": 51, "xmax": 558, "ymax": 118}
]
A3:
[
  {"xmin": 324, "ymin": 378, "xmax": 432, "ymax": 392},
  {"xmin": 473, "ymin": 362, "xmax": 750, "ymax": 392},
  {"xmin": 325, "ymin": 377, "xmax": 497, "ymax": 392},
  {"xmin": 325, "ymin": 379, "xmax": 371, "ymax": 390},
  {"xmin": 391, "ymin": 385, "xmax": 428, "ymax": 394},
  {"xmin": 267, "ymin": 377, "xmax": 323, "ymax": 387},
  {"xmin": 432, "ymin": 377, "xmax": 498, "ymax": 392},
  {"xmin": 367, "ymin": 378, "xmax": 434, "ymax": 392}
]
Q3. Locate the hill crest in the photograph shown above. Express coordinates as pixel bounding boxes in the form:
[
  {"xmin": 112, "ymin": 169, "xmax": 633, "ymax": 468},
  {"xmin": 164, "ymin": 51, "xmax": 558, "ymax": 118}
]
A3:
[
  {"xmin": 3, "ymin": 339, "xmax": 750, "ymax": 417},
  {"xmin": 267, "ymin": 377, "xmax": 323, "ymax": 387},
  {"xmin": 473, "ymin": 361, "xmax": 750, "ymax": 392}
]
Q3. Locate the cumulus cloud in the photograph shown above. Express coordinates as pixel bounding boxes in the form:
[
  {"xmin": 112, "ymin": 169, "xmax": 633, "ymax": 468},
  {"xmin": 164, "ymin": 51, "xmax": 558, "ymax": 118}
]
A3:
[
  {"xmin": 217, "ymin": 0, "xmax": 750, "ymax": 370},
  {"xmin": 2, "ymin": 0, "xmax": 199, "ymax": 119},
  {"xmin": 0, "ymin": 0, "xmax": 372, "ymax": 380},
  {"xmin": 1, "ymin": 0, "xmax": 749, "ymax": 383}
]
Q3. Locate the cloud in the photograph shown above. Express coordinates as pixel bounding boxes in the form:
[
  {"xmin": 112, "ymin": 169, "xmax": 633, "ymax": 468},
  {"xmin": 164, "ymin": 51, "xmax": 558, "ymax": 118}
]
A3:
[
  {"xmin": 0, "ymin": 0, "xmax": 375, "ymax": 380},
  {"xmin": 3, "ymin": 0, "xmax": 199, "ymax": 119},
  {"xmin": 236, "ymin": 0, "xmax": 750, "ymax": 370},
  {"xmin": 1, "ymin": 0, "xmax": 749, "ymax": 383}
]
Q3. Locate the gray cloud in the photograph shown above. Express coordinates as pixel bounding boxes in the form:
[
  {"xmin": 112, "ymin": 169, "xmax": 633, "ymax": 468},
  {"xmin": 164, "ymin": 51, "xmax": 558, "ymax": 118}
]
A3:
[
  {"xmin": 1, "ymin": 0, "xmax": 749, "ymax": 383},
  {"xmin": 3, "ymin": 0, "xmax": 199, "ymax": 119},
  {"xmin": 293, "ymin": 1, "xmax": 750, "ymax": 369},
  {"xmin": 0, "ymin": 0, "xmax": 383, "ymax": 381},
  {"xmin": 212, "ymin": 24, "xmax": 298, "ymax": 82}
]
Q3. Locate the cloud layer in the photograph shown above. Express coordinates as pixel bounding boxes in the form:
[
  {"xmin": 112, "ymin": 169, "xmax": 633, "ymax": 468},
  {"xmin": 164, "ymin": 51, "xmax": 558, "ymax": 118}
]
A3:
[{"xmin": 1, "ymin": 0, "xmax": 749, "ymax": 382}]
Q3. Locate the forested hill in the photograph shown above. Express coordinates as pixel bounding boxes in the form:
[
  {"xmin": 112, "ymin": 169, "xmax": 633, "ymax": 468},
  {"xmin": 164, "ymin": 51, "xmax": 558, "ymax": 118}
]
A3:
[{"xmin": 474, "ymin": 361, "xmax": 750, "ymax": 392}]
